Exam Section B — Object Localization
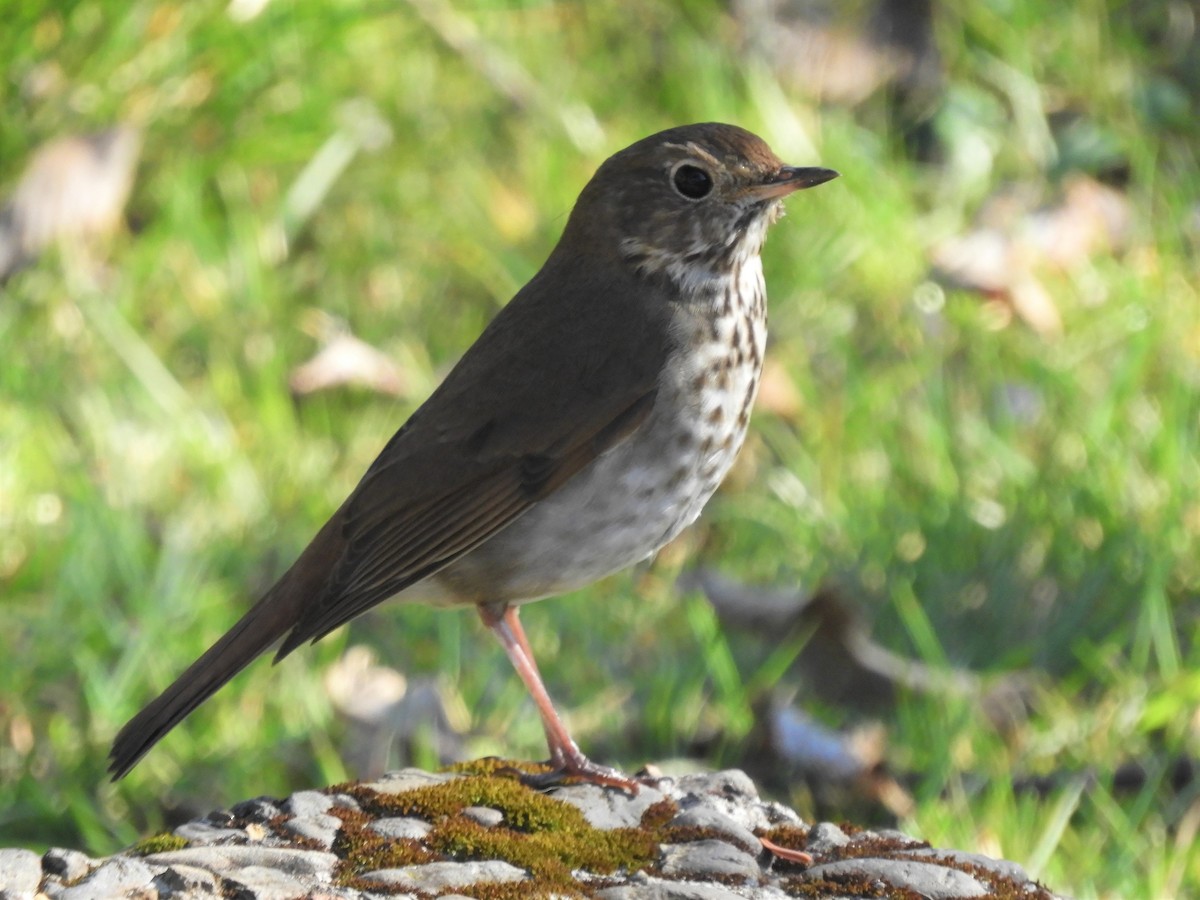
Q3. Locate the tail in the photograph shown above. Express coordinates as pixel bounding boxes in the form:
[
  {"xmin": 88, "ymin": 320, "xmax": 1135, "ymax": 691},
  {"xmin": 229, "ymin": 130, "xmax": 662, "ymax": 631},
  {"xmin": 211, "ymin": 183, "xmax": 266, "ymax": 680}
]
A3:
[{"xmin": 108, "ymin": 512, "xmax": 347, "ymax": 779}]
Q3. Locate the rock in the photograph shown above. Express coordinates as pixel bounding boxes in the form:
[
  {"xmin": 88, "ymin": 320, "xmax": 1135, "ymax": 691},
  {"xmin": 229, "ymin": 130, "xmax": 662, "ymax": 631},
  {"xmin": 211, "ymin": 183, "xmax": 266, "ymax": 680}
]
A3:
[
  {"xmin": 40, "ymin": 848, "xmax": 93, "ymax": 884},
  {"xmin": 362, "ymin": 860, "xmax": 527, "ymax": 891},
  {"xmin": 668, "ymin": 806, "xmax": 760, "ymax": 855},
  {"xmin": 228, "ymin": 797, "xmax": 282, "ymax": 822},
  {"xmin": 0, "ymin": 848, "xmax": 42, "ymax": 900},
  {"xmin": 758, "ymin": 799, "xmax": 805, "ymax": 828},
  {"xmin": 805, "ymin": 821, "xmax": 850, "ymax": 854},
  {"xmin": 55, "ymin": 857, "xmax": 158, "ymax": 900},
  {"xmin": 144, "ymin": 846, "xmax": 338, "ymax": 877},
  {"xmin": 898, "ymin": 846, "xmax": 1031, "ymax": 882},
  {"xmin": 673, "ymin": 770, "xmax": 778, "ymax": 832},
  {"xmin": 659, "ymin": 839, "xmax": 760, "ymax": 881},
  {"xmin": 150, "ymin": 863, "xmax": 220, "ymax": 896},
  {"xmin": 328, "ymin": 793, "xmax": 362, "ymax": 812},
  {"xmin": 369, "ymin": 817, "xmax": 432, "ymax": 841},
  {"xmin": 460, "ymin": 805, "xmax": 504, "ymax": 827},
  {"xmin": 552, "ymin": 781, "xmax": 668, "ymax": 830},
  {"xmin": 872, "ymin": 827, "xmax": 925, "ymax": 845},
  {"xmin": 596, "ymin": 877, "xmax": 768, "ymax": 899},
  {"xmin": 677, "ymin": 769, "xmax": 759, "ymax": 802},
  {"xmin": 280, "ymin": 813, "xmax": 343, "ymax": 849},
  {"xmin": 361, "ymin": 768, "xmax": 456, "ymax": 794},
  {"xmin": 283, "ymin": 790, "xmax": 333, "ymax": 818},
  {"xmin": 801, "ymin": 857, "xmax": 990, "ymax": 898},
  {"xmin": 222, "ymin": 865, "xmax": 316, "ymax": 900},
  {"xmin": 3, "ymin": 767, "xmax": 1068, "ymax": 900},
  {"xmin": 172, "ymin": 821, "xmax": 246, "ymax": 844}
]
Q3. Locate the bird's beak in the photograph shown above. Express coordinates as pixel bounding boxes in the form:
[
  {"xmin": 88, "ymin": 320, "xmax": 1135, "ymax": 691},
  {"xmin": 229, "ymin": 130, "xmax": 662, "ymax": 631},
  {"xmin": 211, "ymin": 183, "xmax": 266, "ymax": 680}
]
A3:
[{"xmin": 750, "ymin": 166, "xmax": 840, "ymax": 200}]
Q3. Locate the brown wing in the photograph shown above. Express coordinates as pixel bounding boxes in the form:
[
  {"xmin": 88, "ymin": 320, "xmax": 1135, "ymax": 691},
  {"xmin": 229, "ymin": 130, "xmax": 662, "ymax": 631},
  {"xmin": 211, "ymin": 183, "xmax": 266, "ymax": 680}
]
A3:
[
  {"xmin": 274, "ymin": 253, "xmax": 674, "ymax": 655},
  {"xmin": 276, "ymin": 390, "xmax": 657, "ymax": 652}
]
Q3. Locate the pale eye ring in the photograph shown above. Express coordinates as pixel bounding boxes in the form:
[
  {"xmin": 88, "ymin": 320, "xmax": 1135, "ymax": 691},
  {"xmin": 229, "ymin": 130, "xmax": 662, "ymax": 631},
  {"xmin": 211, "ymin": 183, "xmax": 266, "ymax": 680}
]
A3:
[{"xmin": 671, "ymin": 162, "xmax": 714, "ymax": 200}]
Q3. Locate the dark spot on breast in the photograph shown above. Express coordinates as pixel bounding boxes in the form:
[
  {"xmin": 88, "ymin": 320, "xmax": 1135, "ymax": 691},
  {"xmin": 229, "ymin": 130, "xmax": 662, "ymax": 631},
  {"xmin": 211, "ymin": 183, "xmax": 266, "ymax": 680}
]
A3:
[{"xmin": 747, "ymin": 327, "xmax": 763, "ymax": 368}]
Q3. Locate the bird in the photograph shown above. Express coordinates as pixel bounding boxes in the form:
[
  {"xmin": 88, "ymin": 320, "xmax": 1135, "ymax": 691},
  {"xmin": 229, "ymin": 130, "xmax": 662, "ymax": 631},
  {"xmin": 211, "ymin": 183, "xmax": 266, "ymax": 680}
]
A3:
[{"xmin": 108, "ymin": 123, "xmax": 838, "ymax": 788}]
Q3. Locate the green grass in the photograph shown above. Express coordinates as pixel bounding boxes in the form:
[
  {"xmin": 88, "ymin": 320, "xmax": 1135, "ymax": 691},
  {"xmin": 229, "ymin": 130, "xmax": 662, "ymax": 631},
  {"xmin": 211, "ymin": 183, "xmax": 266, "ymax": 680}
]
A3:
[{"xmin": 2, "ymin": 1, "xmax": 1198, "ymax": 897}]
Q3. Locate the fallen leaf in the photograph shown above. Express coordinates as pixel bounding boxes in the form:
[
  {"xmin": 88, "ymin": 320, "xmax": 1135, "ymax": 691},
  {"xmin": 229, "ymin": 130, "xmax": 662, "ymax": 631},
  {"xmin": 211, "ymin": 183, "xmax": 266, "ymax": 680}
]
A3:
[
  {"xmin": 290, "ymin": 314, "xmax": 408, "ymax": 397},
  {"xmin": 324, "ymin": 645, "xmax": 465, "ymax": 779},
  {"xmin": 931, "ymin": 176, "xmax": 1133, "ymax": 336},
  {"xmin": 0, "ymin": 125, "xmax": 140, "ymax": 280},
  {"xmin": 680, "ymin": 567, "xmax": 1035, "ymax": 726}
]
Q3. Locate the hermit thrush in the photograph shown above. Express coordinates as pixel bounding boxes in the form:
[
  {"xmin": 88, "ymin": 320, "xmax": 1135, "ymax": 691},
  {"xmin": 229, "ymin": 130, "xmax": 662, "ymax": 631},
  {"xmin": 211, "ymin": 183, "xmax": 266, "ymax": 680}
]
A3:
[{"xmin": 108, "ymin": 123, "xmax": 837, "ymax": 787}]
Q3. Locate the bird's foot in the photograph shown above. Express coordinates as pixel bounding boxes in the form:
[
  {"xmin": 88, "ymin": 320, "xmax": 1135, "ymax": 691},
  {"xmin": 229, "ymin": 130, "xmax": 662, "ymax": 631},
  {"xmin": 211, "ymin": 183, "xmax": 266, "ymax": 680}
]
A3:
[{"xmin": 518, "ymin": 748, "xmax": 640, "ymax": 794}]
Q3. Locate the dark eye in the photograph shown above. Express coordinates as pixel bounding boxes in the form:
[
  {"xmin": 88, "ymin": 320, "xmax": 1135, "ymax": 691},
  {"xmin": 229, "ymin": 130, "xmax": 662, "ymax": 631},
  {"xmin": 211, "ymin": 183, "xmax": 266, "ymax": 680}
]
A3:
[{"xmin": 672, "ymin": 164, "xmax": 713, "ymax": 200}]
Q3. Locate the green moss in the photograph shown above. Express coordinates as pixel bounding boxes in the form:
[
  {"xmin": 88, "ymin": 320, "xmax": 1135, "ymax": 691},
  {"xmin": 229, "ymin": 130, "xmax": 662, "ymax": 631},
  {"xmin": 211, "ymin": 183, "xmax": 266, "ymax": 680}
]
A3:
[
  {"xmin": 330, "ymin": 805, "xmax": 440, "ymax": 873},
  {"xmin": 330, "ymin": 771, "xmax": 686, "ymax": 895},
  {"xmin": 126, "ymin": 832, "xmax": 189, "ymax": 856},
  {"xmin": 344, "ymin": 773, "xmax": 589, "ymax": 832}
]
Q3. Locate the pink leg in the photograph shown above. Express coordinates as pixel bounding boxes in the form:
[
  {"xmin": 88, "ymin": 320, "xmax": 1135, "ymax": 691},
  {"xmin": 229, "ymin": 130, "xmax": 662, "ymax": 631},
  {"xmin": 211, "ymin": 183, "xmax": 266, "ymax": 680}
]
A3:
[
  {"xmin": 497, "ymin": 607, "xmax": 557, "ymax": 753},
  {"xmin": 479, "ymin": 603, "xmax": 638, "ymax": 792}
]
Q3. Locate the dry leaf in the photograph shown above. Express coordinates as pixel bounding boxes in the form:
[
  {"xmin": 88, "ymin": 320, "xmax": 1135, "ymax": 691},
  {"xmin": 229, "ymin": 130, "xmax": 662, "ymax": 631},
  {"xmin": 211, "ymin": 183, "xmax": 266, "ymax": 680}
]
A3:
[
  {"xmin": 733, "ymin": 0, "xmax": 942, "ymax": 109},
  {"xmin": 0, "ymin": 125, "xmax": 141, "ymax": 280},
  {"xmin": 289, "ymin": 324, "xmax": 408, "ymax": 397},
  {"xmin": 768, "ymin": 704, "xmax": 914, "ymax": 817},
  {"xmin": 681, "ymin": 567, "xmax": 1034, "ymax": 729},
  {"xmin": 932, "ymin": 176, "xmax": 1133, "ymax": 336},
  {"xmin": 324, "ymin": 645, "xmax": 465, "ymax": 779}
]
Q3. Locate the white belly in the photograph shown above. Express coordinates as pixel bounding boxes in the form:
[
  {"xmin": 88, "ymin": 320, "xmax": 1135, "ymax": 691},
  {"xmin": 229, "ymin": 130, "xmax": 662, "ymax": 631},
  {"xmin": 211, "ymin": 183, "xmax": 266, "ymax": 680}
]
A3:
[{"xmin": 434, "ymin": 265, "xmax": 767, "ymax": 606}]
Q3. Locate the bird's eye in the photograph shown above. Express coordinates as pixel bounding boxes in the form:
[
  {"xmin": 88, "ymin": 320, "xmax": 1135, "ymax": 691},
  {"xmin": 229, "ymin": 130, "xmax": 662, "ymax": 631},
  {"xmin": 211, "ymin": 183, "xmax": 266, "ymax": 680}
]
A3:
[{"xmin": 672, "ymin": 164, "xmax": 713, "ymax": 200}]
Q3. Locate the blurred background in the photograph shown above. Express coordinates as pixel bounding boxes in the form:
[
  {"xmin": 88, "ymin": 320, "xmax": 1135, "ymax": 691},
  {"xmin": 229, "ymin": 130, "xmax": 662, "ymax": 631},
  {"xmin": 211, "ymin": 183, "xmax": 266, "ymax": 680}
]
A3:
[{"xmin": 2, "ymin": 1, "xmax": 1198, "ymax": 897}]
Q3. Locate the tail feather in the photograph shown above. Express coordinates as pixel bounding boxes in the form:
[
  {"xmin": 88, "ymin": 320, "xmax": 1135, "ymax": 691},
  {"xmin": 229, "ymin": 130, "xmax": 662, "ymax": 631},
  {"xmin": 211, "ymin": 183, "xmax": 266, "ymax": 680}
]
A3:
[
  {"xmin": 107, "ymin": 593, "xmax": 294, "ymax": 779},
  {"xmin": 108, "ymin": 513, "xmax": 347, "ymax": 779}
]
